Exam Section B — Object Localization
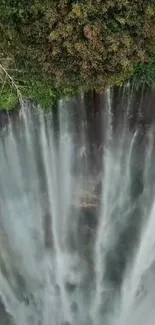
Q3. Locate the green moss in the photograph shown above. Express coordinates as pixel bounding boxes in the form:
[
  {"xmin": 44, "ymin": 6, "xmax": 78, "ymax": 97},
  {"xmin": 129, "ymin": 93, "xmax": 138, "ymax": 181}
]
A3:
[{"xmin": 0, "ymin": 87, "xmax": 18, "ymax": 110}]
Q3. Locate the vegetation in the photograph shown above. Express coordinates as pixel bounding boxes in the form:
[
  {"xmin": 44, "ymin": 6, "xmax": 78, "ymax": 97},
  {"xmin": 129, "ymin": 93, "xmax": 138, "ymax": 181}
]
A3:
[
  {"xmin": 133, "ymin": 54, "xmax": 155, "ymax": 87},
  {"xmin": 0, "ymin": 0, "xmax": 155, "ymax": 109}
]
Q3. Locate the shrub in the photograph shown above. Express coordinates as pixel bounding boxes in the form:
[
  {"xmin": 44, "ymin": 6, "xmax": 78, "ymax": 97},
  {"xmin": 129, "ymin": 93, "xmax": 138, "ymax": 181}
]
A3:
[{"xmin": 1, "ymin": 0, "xmax": 155, "ymax": 108}]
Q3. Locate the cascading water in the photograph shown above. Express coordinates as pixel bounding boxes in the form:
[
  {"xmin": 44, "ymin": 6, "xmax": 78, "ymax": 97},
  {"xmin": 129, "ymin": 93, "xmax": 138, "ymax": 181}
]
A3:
[{"xmin": 0, "ymin": 85, "xmax": 155, "ymax": 325}]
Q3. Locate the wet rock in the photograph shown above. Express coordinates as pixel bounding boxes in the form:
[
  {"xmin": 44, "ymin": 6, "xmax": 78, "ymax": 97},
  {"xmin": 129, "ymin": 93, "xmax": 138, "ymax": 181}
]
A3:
[
  {"xmin": 23, "ymin": 295, "xmax": 30, "ymax": 306},
  {"xmin": 130, "ymin": 168, "xmax": 144, "ymax": 201},
  {"xmin": 65, "ymin": 281, "xmax": 77, "ymax": 293},
  {"xmin": 64, "ymin": 189, "xmax": 99, "ymax": 254},
  {"xmin": 94, "ymin": 180, "xmax": 102, "ymax": 197},
  {"xmin": 77, "ymin": 204, "xmax": 98, "ymax": 251}
]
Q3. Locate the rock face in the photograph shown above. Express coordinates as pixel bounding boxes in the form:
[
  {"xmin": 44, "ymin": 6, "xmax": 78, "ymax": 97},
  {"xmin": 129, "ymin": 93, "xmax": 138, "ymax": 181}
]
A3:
[
  {"xmin": 41, "ymin": 187, "xmax": 100, "ymax": 254},
  {"xmin": 77, "ymin": 203, "xmax": 98, "ymax": 249}
]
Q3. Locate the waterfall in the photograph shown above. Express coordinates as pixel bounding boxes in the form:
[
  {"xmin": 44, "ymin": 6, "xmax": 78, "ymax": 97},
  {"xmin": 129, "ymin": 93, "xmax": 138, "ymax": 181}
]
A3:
[{"xmin": 0, "ymin": 86, "xmax": 155, "ymax": 325}]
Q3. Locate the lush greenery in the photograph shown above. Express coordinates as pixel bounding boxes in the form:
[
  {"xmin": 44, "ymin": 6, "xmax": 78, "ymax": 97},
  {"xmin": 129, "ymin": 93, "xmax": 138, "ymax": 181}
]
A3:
[
  {"xmin": 1, "ymin": 0, "xmax": 155, "ymax": 109},
  {"xmin": 133, "ymin": 54, "xmax": 155, "ymax": 86}
]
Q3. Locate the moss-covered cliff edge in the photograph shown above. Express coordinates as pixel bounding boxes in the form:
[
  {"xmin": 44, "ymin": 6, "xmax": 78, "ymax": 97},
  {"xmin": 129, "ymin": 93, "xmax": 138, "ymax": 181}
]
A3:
[{"xmin": 1, "ymin": 0, "xmax": 155, "ymax": 110}]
